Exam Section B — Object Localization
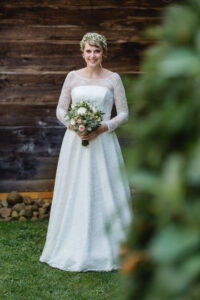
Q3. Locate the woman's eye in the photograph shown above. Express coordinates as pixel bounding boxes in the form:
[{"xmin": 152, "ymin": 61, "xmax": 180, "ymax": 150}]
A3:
[{"xmin": 86, "ymin": 50, "xmax": 100, "ymax": 53}]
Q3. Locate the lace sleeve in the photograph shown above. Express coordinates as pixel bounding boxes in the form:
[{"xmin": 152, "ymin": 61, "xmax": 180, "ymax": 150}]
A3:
[
  {"xmin": 105, "ymin": 73, "xmax": 129, "ymax": 132},
  {"xmin": 56, "ymin": 71, "xmax": 72, "ymax": 128}
]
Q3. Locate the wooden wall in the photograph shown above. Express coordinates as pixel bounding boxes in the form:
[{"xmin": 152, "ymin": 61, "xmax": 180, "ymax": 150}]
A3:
[{"xmin": 0, "ymin": 0, "xmax": 176, "ymax": 192}]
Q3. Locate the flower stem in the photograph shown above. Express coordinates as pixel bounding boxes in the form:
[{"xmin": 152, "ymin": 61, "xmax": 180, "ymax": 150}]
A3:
[{"xmin": 82, "ymin": 140, "xmax": 89, "ymax": 146}]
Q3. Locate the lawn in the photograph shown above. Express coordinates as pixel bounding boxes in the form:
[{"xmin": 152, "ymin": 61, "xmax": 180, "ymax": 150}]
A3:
[{"xmin": 0, "ymin": 220, "xmax": 127, "ymax": 300}]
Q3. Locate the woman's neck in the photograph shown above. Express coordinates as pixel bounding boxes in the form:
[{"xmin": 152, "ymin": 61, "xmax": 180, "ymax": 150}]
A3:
[{"xmin": 84, "ymin": 65, "xmax": 103, "ymax": 76}]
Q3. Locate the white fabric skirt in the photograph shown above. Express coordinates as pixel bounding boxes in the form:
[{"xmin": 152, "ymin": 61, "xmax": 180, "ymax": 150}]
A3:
[{"xmin": 39, "ymin": 129, "xmax": 133, "ymax": 272}]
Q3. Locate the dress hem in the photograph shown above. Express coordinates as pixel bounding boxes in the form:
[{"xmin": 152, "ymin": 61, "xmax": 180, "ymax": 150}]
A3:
[{"xmin": 39, "ymin": 258, "xmax": 120, "ymax": 272}]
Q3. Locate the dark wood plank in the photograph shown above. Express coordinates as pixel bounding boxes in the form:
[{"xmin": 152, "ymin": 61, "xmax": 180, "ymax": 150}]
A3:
[
  {"xmin": 0, "ymin": 73, "xmax": 64, "ymax": 86},
  {"xmin": 0, "ymin": 73, "xmax": 65, "ymax": 102},
  {"xmin": 0, "ymin": 40, "xmax": 151, "ymax": 56},
  {"xmin": 0, "ymin": 40, "xmax": 78, "ymax": 56},
  {"xmin": 0, "ymin": 154, "xmax": 57, "ymax": 180},
  {"xmin": 0, "ymin": 127, "xmax": 65, "ymax": 156},
  {"xmin": 0, "ymin": 40, "xmax": 150, "ymax": 55},
  {"xmin": 0, "ymin": 0, "xmax": 177, "ymax": 8},
  {"xmin": 0, "ymin": 58, "xmax": 141, "ymax": 75},
  {"xmin": 0, "ymin": 104, "xmax": 58, "ymax": 126},
  {"xmin": 0, "ymin": 23, "xmax": 160, "ymax": 41},
  {"xmin": 0, "ymin": 7, "xmax": 162, "ymax": 26},
  {"xmin": 0, "ymin": 41, "xmax": 151, "ymax": 75},
  {"xmin": 0, "ymin": 76, "xmax": 62, "ymax": 102},
  {"xmin": 0, "ymin": 179, "xmax": 54, "ymax": 192},
  {"xmin": 0, "ymin": 56, "xmax": 141, "ymax": 74}
]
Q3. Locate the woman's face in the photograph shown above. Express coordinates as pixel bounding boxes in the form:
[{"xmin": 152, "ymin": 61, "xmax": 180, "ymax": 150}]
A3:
[{"xmin": 83, "ymin": 41, "xmax": 103, "ymax": 67}]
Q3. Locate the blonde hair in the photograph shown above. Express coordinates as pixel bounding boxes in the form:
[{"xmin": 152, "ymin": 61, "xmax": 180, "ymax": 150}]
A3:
[{"xmin": 80, "ymin": 32, "xmax": 107, "ymax": 57}]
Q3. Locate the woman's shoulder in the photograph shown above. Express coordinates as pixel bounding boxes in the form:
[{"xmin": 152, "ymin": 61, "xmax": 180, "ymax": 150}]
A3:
[
  {"xmin": 102, "ymin": 68, "xmax": 119, "ymax": 79},
  {"xmin": 102, "ymin": 69, "xmax": 121, "ymax": 79},
  {"xmin": 107, "ymin": 71, "xmax": 122, "ymax": 85},
  {"xmin": 100, "ymin": 69, "xmax": 123, "ymax": 85},
  {"xmin": 66, "ymin": 70, "xmax": 75, "ymax": 77},
  {"xmin": 64, "ymin": 70, "xmax": 77, "ymax": 83}
]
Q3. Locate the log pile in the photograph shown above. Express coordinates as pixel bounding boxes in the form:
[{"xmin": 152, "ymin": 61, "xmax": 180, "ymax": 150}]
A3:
[{"xmin": 0, "ymin": 191, "xmax": 51, "ymax": 221}]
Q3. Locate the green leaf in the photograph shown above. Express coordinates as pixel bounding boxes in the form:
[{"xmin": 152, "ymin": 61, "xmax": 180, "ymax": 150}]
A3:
[
  {"xmin": 129, "ymin": 169, "xmax": 160, "ymax": 193},
  {"xmin": 158, "ymin": 49, "xmax": 200, "ymax": 77},
  {"xmin": 149, "ymin": 226, "xmax": 200, "ymax": 263}
]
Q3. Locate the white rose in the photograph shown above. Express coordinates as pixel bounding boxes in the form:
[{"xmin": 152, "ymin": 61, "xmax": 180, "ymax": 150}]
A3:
[
  {"xmin": 71, "ymin": 104, "xmax": 75, "ymax": 109},
  {"xmin": 70, "ymin": 118, "xmax": 76, "ymax": 125},
  {"xmin": 92, "ymin": 107, "xmax": 97, "ymax": 113},
  {"xmin": 77, "ymin": 107, "xmax": 87, "ymax": 115}
]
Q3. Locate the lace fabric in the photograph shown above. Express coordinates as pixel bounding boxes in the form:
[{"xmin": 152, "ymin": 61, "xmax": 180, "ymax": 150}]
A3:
[{"xmin": 56, "ymin": 70, "xmax": 129, "ymax": 132}]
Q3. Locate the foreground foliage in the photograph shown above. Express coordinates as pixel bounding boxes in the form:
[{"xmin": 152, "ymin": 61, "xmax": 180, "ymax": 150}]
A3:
[{"xmin": 121, "ymin": 1, "xmax": 200, "ymax": 299}]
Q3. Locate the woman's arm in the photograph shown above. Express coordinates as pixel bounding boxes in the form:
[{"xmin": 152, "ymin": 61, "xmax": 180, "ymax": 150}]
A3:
[
  {"xmin": 104, "ymin": 73, "xmax": 129, "ymax": 132},
  {"xmin": 56, "ymin": 72, "xmax": 72, "ymax": 129}
]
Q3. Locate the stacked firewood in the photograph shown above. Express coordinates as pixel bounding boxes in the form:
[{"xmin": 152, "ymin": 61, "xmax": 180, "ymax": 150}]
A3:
[{"xmin": 0, "ymin": 191, "xmax": 51, "ymax": 221}]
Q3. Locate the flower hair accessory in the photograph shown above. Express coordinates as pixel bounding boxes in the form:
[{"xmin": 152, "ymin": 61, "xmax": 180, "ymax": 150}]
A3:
[{"xmin": 80, "ymin": 33, "xmax": 107, "ymax": 49}]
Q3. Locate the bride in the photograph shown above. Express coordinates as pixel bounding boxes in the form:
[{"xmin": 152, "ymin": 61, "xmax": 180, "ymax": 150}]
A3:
[{"xmin": 39, "ymin": 32, "xmax": 133, "ymax": 272}]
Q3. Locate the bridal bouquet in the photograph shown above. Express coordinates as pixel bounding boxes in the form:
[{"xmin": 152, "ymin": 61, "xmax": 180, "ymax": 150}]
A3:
[{"xmin": 64, "ymin": 100, "xmax": 105, "ymax": 146}]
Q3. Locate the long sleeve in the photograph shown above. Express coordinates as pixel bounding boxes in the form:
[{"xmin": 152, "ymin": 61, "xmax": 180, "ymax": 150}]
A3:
[
  {"xmin": 56, "ymin": 71, "xmax": 72, "ymax": 128},
  {"xmin": 104, "ymin": 73, "xmax": 129, "ymax": 132}
]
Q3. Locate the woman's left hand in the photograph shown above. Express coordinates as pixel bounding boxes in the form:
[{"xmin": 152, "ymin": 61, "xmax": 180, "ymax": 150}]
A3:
[{"xmin": 81, "ymin": 123, "xmax": 108, "ymax": 141}]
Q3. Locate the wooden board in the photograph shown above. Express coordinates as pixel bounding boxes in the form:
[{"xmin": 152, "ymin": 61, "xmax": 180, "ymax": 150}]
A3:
[
  {"xmin": 0, "ymin": 155, "xmax": 58, "ymax": 180},
  {"xmin": 0, "ymin": 127, "xmax": 65, "ymax": 156},
  {"xmin": 0, "ymin": 7, "xmax": 162, "ymax": 26},
  {"xmin": 0, "ymin": 180, "xmax": 55, "ymax": 193},
  {"xmin": 0, "ymin": 23, "xmax": 160, "ymax": 41},
  {"xmin": 0, "ymin": 103, "xmax": 58, "ymax": 126},
  {"xmin": 0, "ymin": 42, "xmax": 150, "ymax": 76},
  {"xmin": 0, "ymin": 1, "xmax": 177, "ymax": 7}
]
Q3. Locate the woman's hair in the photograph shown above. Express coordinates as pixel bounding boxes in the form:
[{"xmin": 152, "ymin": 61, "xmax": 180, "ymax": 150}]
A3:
[{"xmin": 80, "ymin": 32, "xmax": 107, "ymax": 57}]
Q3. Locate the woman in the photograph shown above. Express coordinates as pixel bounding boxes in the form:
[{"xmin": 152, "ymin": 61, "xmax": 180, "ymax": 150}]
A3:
[{"xmin": 39, "ymin": 32, "xmax": 133, "ymax": 272}]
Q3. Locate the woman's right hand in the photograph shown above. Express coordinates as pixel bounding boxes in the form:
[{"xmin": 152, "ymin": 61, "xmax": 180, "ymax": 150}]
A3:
[
  {"xmin": 76, "ymin": 131, "xmax": 89, "ymax": 140},
  {"xmin": 68, "ymin": 123, "xmax": 88, "ymax": 140},
  {"xmin": 68, "ymin": 123, "xmax": 73, "ymax": 130}
]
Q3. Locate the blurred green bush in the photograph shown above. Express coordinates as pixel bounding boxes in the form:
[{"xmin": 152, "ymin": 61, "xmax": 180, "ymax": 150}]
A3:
[{"xmin": 120, "ymin": 1, "xmax": 200, "ymax": 299}]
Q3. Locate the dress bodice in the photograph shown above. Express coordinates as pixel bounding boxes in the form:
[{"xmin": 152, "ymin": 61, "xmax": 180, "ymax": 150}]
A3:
[
  {"xmin": 56, "ymin": 70, "xmax": 129, "ymax": 132},
  {"xmin": 71, "ymin": 84, "xmax": 114, "ymax": 123}
]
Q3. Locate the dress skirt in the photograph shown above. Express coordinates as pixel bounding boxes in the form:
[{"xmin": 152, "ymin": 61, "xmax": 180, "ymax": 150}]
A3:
[{"xmin": 39, "ymin": 128, "xmax": 133, "ymax": 272}]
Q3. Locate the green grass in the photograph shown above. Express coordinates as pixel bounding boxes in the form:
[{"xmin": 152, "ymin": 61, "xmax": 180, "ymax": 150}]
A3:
[{"xmin": 0, "ymin": 220, "xmax": 127, "ymax": 300}]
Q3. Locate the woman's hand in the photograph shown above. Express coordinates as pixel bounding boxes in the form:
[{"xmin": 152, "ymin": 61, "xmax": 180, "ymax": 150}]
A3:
[
  {"xmin": 68, "ymin": 123, "xmax": 73, "ymax": 130},
  {"xmin": 68, "ymin": 124, "xmax": 86, "ymax": 139},
  {"xmin": 78, "ymin": 124, "xmax": 108, "ymax": 141}
]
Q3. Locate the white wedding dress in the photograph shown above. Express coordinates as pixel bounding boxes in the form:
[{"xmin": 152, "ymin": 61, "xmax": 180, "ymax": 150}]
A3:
[{"xmin": 39, "ymin": 70, "xmax": 133, "ymax": 272}]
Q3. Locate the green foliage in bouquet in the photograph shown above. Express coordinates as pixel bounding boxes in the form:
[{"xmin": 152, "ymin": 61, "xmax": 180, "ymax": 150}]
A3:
[
  {"xmin": 121, "ymin": 1, "xmax": 200, "ymax": 299},
  {"xmin": 64, "ymin": 100, "xmax": 104, "ymax": 146}
]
